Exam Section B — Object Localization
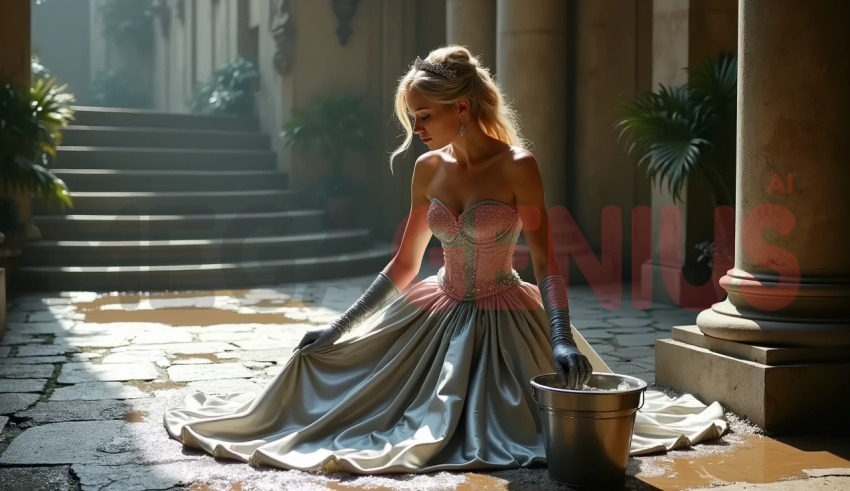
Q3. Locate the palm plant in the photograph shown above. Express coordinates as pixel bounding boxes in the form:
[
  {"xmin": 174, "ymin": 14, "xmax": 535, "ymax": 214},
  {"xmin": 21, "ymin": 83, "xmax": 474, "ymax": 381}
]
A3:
[
  {"xmin": 616, "ymin": 53, "xmax": 737, "ymax": 209},
  {"xmin": 0, "ymin": 78, "xmax": 75, "ymax": 210},
  {"xmin": 189, "ymin": 56, "xmax": 259, "ymax": 116},
  {"xmin": 281, "ymin": 95, "xmax": 373, "ymax": 197}
]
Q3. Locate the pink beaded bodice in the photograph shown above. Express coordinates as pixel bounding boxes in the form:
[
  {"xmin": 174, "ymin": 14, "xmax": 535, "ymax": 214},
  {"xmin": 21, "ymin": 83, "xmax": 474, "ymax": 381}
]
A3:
[{"xmin": 428, "ymin": 197, "xmax": 524, "ymax": 301}]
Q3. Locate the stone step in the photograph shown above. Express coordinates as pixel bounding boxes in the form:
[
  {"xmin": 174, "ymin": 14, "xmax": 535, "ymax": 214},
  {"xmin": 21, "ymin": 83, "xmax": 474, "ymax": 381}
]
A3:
[
  {"xmin": 71, "ymin": 106, "xmax": 258, "ymax": 132},
  {"xmin": 32, "ymin": 209, "xmax": 325, "ymax": 240},
  {"xmin": 62, "ymin": 126, "xmax": 270, "ymax": 150},
  {"xmin": 34, "ymin": 190, "xmax": 304, "ymax": 215},
  {"xmin": 52, "ymin": 169, "xmax": 288, "ymax": 192},
  {"xmin": 55, "ymin": 147, "xmax": 277, "ymax": 170},
  {"xmin": 22, "ymin": 229, "xmax": 373, "ymax": 266},
  {"xmin": 16, "ymin": 241, "xmax": 394, "ymax": 292}
]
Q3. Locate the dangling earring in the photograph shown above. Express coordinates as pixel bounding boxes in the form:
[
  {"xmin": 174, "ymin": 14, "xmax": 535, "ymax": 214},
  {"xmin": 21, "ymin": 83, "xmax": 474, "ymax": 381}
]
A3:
[{"xmin": 459, "ymin": 116, "xmax": 466, "ymax": 137}]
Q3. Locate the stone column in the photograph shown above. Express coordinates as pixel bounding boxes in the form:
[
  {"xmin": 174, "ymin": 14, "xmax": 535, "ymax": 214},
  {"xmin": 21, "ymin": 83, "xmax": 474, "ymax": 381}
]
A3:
[
  {"xmin": 656, "ymin": 0, "xmax": 850, "ymax": 432},
  {"xmin": 496, "ymin": 0, "xmax": 568, "ymax": 208},
  {"xmin": 446, "ymin": 0, "xmax": 496, "ymax": 71}
]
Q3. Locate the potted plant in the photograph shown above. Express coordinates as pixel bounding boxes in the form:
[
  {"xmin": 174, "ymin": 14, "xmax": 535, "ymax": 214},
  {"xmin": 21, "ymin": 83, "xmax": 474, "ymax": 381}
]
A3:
[
  {"xmin": 616, "ymin": 52, "xmax": 737, "ymax": 269},
  {"xmin": 189, "ymin": 56, "xmax": 260, "ymax": 116},
  {"xmin": 0, "ymin": 78, "xmax": 75, "ymax": 286},
  {"xmin": 281, "ymin": 95, "xmax": 373, "ymax": 228}
]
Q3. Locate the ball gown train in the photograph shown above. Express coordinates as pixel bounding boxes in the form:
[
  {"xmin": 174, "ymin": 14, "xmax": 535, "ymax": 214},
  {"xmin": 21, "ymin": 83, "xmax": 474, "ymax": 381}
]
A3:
[{"xmin": 163, "ymin": 197, "xmax": 728, "ymax": 473}]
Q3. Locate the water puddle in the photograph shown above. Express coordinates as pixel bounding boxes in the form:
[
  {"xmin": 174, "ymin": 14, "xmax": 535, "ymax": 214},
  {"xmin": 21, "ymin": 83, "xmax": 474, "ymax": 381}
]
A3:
[
  {"xmin": 172, "ymin": 353, "xmax": 221, "ymax": 364},
  {"xmin": 68, "ymin": 290, "xmax": 312, "ymax": 326},
  {"xmin": 189, "ymin": 484, "xmax": 244, "ymax": 491},
  {"xmin": 637, "ymin": 434, "xmax": 850, "ymax": 489},
  {"xmin": 128, "ymin": 380, "xmax": 188, "ymax": 393},
  {"xmin": 122, "ymin": 410, "xmax": 149, "ymax": 423}
]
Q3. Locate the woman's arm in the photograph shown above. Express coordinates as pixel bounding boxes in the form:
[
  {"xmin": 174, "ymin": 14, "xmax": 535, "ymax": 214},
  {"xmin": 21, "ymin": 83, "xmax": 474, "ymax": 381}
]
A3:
[
  {"xmin": 506, "ymin": 151, "xmax": 562, "ymax": 285},
  {"xmin": 507, "ymin": 151, "xmax": 592, "ymax": 389},
  {"xmin": 381, "ymin": 153, "xmax": 436, "ymax": 292}
]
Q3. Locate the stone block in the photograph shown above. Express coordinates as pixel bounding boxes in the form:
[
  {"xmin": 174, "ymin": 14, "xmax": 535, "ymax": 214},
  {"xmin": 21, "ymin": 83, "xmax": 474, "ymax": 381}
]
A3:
[
  {"xmin": 672, "ymin": 325, "xmax": 850, "ymax": 366},
  {"xmin": 0, "ymin": 378, "xmax": 47, "ymax": 393},
  {"xmin": 58, "ymin": 362, "xmax": 158, "ymax": 384},
  {"xmin": 656, "ymin": 338, "xmax": 850, "ymax": 432},
  {"xmin": 50, "ymin": 382, "xmax": 150, "ymax": 401}
]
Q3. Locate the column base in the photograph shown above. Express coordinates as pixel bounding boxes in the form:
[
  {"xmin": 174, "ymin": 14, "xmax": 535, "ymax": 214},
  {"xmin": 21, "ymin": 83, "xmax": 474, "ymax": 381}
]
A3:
[{"xmin": 656, "ymin": 326, "xmax": 850, "ymax": 433}]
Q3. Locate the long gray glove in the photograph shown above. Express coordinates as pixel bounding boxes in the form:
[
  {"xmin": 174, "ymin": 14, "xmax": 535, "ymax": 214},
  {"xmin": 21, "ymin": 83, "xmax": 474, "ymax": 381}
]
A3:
[
  {"xmin": 296, "ymin": 272, "xmax": 400, "ymax": 355},
  {"xmin": 539, "ymin": 275, "xmax": 593, "ymax": 389}
]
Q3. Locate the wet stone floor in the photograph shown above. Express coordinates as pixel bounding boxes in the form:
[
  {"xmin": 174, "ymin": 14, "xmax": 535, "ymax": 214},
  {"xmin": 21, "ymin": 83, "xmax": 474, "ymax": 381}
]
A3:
[{"xmin": 1, "ymin": 275, "xmax": 849, "ymax": 490}]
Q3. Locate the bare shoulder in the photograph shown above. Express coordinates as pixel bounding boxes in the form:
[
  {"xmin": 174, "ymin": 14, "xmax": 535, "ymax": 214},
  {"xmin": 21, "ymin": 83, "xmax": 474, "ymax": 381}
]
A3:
[{"xmin": 503, "ymin": 146, "xmax": 541, "ymax": 180}]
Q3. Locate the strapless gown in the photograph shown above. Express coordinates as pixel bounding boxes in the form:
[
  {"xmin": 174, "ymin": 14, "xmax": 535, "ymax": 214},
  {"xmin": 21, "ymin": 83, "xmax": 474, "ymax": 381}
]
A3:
[{"xmin": 163, "ymin": 198, "xmax": 727, "ymax": 473}]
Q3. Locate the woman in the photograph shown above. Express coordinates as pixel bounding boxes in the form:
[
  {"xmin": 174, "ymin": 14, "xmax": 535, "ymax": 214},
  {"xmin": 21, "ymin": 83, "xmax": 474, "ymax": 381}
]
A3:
[{"xmin": 164, "ymin": 46, "xmax": 726, "ymax": 473}]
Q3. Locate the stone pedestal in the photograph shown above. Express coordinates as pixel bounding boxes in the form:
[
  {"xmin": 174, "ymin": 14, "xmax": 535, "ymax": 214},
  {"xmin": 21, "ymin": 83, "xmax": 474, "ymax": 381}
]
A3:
[
  {"xmin": 657, "ymin": 327, "xmax": 850, "ymax": 432},
  {"xmin": 446, "ymin": 0, "xmax": 496, "ymax": 71},
  {"xmin": 496, "ymin": 0, "xmax": 568, "ymax": 208},
  {"xmin": 656, "ymin": 0, "xmax": 850, "ymax": 433}
]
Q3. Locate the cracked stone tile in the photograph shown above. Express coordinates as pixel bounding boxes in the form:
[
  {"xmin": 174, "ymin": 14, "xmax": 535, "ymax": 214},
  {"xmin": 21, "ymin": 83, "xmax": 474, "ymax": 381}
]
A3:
[
  {"xmin": 242, "ymin": 361, "xmax": 271, "ymax": 369},
  {"xmin": 0, "ymin": 363, "xmax": 55, "ymax": 379},
  {"xmin": 0, "ymin": 378, "xmax": 47, "ymax": 393},
  {"xmin": 16, "ymin": 344, "xmax": 79, "ymax": 357},
  {"xmin": 28, "ymin": 311, "xmax": 84, "ymax": 322},
  {"xmin": 58, "ymin": 362, "xmax": 158, "ymax": 384},
  {"xmin": 197, "ymin": 331, "xmax": 259, "ymax": 343},
  {"xmin": 0, "ymin": 346, "xmax": 10, "ymax": 358},
  {"xmin": 187, "ymin": 378, "xmax": 263, "ymax": 395},
  {"xmin": 168, "ymin": 363, "xmax": 252, "ymax": 382},
  {"xmin": 0, "ymin": 393, "xmax": 41, "ymax": 415},
  {"xmin": 70, "ymin": 352, "xmax": 104, "ymax": 362},
  {"xmin": 6, "ymin": 310, "xmax": 26, "ymax": 322},
  {"xmin": 171, "ymin": 358, "xmax": 212, "ymax": 365},
  {"xmin": 50, "ymin": 382, "xmax": 151, "ymax": 401},
  {"xmin": 230, "ymin": 338, "xmax": 298, "ymax": 350},
  {"xmin": 183, "ymin": 323, "xmax": 257, "ymax": 333},
  {"xmin": 0, "ymin": 465, "xmax": 77, "ymax": 491},
  {"xmin": 15, "ymin": 400, "xmax": 129, "ymax": 427},
  {"xmin": 0, "ymin": 420, "xmax": 131, "ymax": 465},
  {"xmin": 572, "ymin": 321, "xmax": 616, "ymax": 330},
  {"xmin": 100, "ymin": 351, "xmax": 167, "ymax": 365},
  {"xmin": 0, "ymin": 416, "xmax": 7, "ymax": 429},
  {"xmin": 214, "ymin": 349, "xmax": 294, "ymax": 363},
  {"xmin": 577, "ymin": 329, "xmax": 614, "ymax": 339},
  {"xmin": 587, "ymin": 342, "xmax": 615, "ymax": 354},
  {"xmin": 608, "ymin": 348, "xmax": 656, "ymax": 360},
  {"xmin": 1, "ymin": 334, "xmax": 47, "ymax": 346},
  {"xmin": 263, "ymin": 365, "xmax": 284, "ymax": 377},
  {"xmin": 615, "ymin": 333, "xmax": 663, "ymax": 347},
  {"xmin": 2, "ymin": 355, "xmax": 67, "ymax": 365},
  {"xmin": 131, "ymin": 330, "xmax": 193, "ymax": 345},
  {"xmin": 55, "ymin": 335, "xmax": 129, "ymax": 349},
  {"xmin": 112, "ymin": 342, "xmax": 236, "ymax": 354},
  {"xmin": 7, "ymin": 319, "xmax": 76, "ymax": 334},
  {"xmin": 607, "ymin": 362, "xmax": 648, "ymax": 376},
  {"xmin": 608, "ymin": 327, "xmax": 655, "ymax": 334},
  {"xmin": 607, "ymin": 318, "xmax": 654, "ymax": 327}
]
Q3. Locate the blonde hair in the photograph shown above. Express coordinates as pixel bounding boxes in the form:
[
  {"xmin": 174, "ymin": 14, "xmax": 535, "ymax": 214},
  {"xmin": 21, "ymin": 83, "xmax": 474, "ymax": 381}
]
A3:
[{"xmin": 389, "ymin": 45, "xmax": 528, "ymax": 173}]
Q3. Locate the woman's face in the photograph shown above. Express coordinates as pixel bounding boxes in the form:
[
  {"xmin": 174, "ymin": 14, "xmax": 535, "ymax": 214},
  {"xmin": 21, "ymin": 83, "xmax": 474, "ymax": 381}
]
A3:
[{"xmin": 405, "ymin": 88, "xmax": 464, "ymax": 150}]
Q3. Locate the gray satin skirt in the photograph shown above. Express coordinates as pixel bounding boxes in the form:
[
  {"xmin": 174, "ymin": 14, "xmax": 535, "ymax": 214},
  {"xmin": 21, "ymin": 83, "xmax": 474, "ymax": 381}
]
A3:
[{"xmin": 163, "ymin": 274, "xmax": 612, "ymax": 473}]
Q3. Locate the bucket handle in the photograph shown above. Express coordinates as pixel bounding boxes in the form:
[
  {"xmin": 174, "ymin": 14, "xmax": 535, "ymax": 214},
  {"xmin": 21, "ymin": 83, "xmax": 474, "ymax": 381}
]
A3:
[{"xmin": 637, "ymin": 390, "xmax": 646, "ymax": 411}]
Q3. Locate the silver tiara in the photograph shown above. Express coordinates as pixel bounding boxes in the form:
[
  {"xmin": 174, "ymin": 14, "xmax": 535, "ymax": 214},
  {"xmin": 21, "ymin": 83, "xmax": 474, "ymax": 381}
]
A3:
[{"xmin": 413, "ymin": 56, "xmax": 457, "ymax": 79}]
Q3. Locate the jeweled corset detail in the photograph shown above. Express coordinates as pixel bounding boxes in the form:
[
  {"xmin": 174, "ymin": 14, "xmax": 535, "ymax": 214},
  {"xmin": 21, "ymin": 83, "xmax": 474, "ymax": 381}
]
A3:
[{"xmin": 428, "ymin": 198, "xmax": 524, "ymax": 301}]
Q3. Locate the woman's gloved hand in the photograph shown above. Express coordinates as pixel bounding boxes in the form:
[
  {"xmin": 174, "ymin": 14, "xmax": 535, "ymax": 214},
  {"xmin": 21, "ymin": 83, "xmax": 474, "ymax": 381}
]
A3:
[
  {"xmin": 539, "ymin": 275, "xmax": 593, "ymax": 389},
  {"xmin": 296, "ymin": 272, "xmax": 399, "ymax": 355}
]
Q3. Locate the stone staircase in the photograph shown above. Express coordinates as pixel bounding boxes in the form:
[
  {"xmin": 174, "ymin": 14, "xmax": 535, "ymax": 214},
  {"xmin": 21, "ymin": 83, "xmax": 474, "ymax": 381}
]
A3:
[{"xmin": 18, "ymin": 107, "xmax": 391, "ymax": 292}]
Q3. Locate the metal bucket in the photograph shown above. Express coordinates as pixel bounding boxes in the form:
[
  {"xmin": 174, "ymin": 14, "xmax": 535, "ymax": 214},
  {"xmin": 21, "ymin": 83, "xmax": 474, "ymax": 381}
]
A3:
[{"xmin": 530, "ymin": 373, "xmax": 647, "ymax": 488}]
